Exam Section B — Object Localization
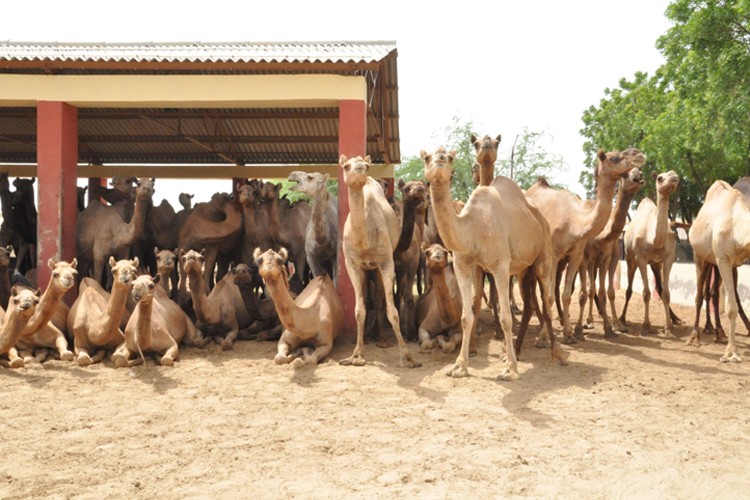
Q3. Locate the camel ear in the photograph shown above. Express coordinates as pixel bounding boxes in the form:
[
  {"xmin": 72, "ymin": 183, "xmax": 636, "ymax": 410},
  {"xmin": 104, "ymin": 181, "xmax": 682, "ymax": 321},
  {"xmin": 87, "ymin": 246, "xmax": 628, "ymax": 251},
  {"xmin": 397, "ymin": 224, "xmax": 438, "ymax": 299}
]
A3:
[
  {"xmin": 199, "ymin": 249, "xmax": 206, "ymax": 257},
  {"xmin": 132, "ymin": 257, "xmax": 139, "ymax": 268},
  {"xmin": 597, "ymin": 149, "xmax": 607, "ymax": 162},
  {"xmin": 35, "ymin": 288, "xmax": 42, "ymax": 297},
  {"xmin": 154, "ymin": 247, "xmax": 159, "ymax": 256},
  {"xmin": 48, "ymin": 258, "xmax": 56, "ymax": 270},
  {"xmin": 470, "ymin": 134, "xmax": 477, "ymax": 145},
  {"xmin": 153, "ymin": 274, "xmax": 161, "ymax": 285},
  {"xmin": 496, "ymin": 134, "xmax": 502, "ymax": 143},
  {"xmin": 109, "ymin": 256, "xmax": 116, "ymax": 268},
  {"xmin": 71, "ymin": 258, "xmax": 78, "ymax": 269},
  {"xmin": 252, "ymin": 247, "xmax": 262, "ymax": 261},
  {"xmin": 364, "ymin": 155, "xmax": 372, "ymax": 165},
  {"xmin": 397, "ymin": 178, "xmax": 405, "ymax": 190},
  {"xmin": 275, "ymin": 183, "xmax": 282, "ymax": 192},
  {"xmin": 339, "ymin": 154, "xmax": 348, "ymax": 166},
  {"xmin": 178, "ymin": 248, "xmax": 185, "ymax": 258},
  {"xmin": 421, "ymin": 242, "xmax": 429, "ymax": 252},
  {"xmin": 323, "ymin": 173, "xmax": 329, "ymax": 183},
  {"xmin": 651, "ymin": 171, "xmax": 658, "ymax": 180},
  {"xmin": 448, "ymin": 149, "xmax": 457, "ymax": 159},
  {"xmin": 10, "ymin": 286, "xmax": 17, "ymax": 297},
  {"xmin": 420, "ymin": 150, "xmax": 428, "ymax": 160},
  {"xmin": 6, "ymin": 244, "xmax": 13, "ymax": 254},
  {"xmin": 278, "ymin": 247, "xmax": 289, "ymax": 262}
]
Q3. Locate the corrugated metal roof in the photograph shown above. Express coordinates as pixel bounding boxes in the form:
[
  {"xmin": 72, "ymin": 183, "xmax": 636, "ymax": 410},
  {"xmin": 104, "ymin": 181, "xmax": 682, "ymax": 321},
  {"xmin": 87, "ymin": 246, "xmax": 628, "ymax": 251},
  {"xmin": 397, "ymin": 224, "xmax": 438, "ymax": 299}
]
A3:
[{"xmin": 0, "ymin": 40, "xmax": 396, "ymax": 64}]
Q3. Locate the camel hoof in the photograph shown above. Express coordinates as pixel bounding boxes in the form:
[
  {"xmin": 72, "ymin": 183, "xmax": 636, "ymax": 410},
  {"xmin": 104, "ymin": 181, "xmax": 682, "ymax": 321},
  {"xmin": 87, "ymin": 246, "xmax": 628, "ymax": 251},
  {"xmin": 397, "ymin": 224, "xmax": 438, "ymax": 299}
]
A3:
[
  {"xmin": 256, "ymin": 332, "xmax": 270, "ymax": 342},
  {"xmin": 553, "ymin": 347, "xmax": 570, "ymax": 366},
  {"xmin": 77, "ymin": 354, "xmax": 92, "ymax": 367},
  {"xmin": 399, "ymin": 353, "xmax": 421, "ymax": 368},
  {"xmin": 9, "ymin": 358, "xmax": 24, "ymax": 369},
  {"xmin": 446, "ymin": 363, "xmax": 468, "ymax": 378},
  {"xmin": 112, "ymin": 354, "xmax": 129, "ymax": 368},
  {"xmin": 220, "ymin": 339, "xmax": 234, "ymax": 351},
  {"xmin": 720, "ymin": 352, "xmax": 742, "ymax": 363},
  {"xmin": 715, "ymin": 334, "xmax": 728, "ymax": 345},
  {"xmin": 639, "ymin": 327, "xmax": 653, "ymax": 336},
  {"xmin": 561, "ymin": 336, "xmax": 577, "ymax": 345},
  {"xmin": 468, "ymin": 348, "xmax": 477, "ymax": 357},
  {"xmin": 604, "ymin": 328, "xmax": 618, "ymax": 339},
  {"xmin": 685, "ymin": 334, "xmax": 701, "ymax": 348},
  {"xmin": 441, "ymin": 341, "xmax": 457, "ymax": 354},
  {"xmin": 340, "ymin": 355, "xmax": 366, "ymax": 367},
  {"xmin": 274, "ymin": 354, "xmax": 293, "ymax": 365},
  {"xmin": 60, "ymin": 351, "xmax": 74, "ymax": 362},
  {"xmin": 534, "ymin": 338, "xmax": 551, "ymax": 349},
  {"xmin": 661, "ymin": 330, "xmax": 677, "ymax": 340},
  {"xmin": 161, "ymin": 355, "xmax": 174, "ymax": 367},
  {"xmin": 583, "ymin": 322, "xmax": 594, "ymax": 330},
  {"xmin": 499, "ymin": 367, "xmax": 520, "ymax": 381},
  {"xmin": 291, "ymin": 358, "xmax": 306, "ymax": 370},
  {"xmin": 375, "ymin": 337, "xmax": 392, "ymax": 349},
  {"xmin": 419, "ymin": 340, "xmax": 435, "ymax": 352}
]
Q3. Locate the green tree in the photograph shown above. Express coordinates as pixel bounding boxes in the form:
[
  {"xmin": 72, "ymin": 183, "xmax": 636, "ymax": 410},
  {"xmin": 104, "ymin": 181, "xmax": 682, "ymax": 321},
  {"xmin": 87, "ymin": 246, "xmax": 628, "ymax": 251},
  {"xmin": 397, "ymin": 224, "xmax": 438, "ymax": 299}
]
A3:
[{"xmin": 496, "ymin": 128, "xmax": 567, "ymax": 190}]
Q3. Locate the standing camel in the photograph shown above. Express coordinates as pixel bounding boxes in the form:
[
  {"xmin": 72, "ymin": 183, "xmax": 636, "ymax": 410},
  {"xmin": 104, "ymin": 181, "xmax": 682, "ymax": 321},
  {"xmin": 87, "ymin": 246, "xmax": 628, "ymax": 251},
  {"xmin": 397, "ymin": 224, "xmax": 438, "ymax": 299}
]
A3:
[
  {"xmin": 688, "ymin": 180, "xmax": 750, "ymax": 362},
  {"xmin": 422, "ymin": 140, "xmax": 565, "ymax": 380},
  {"xmin": 338, "ymin": 155, "xmax": 420, "ymax": 368},
  {"xmin": 619, "ymin": 170, "xmax": 680, "ymax": 337},
  {"xmin": 526, "ymin": 148, "xmax": 646, "ymax": 344}
]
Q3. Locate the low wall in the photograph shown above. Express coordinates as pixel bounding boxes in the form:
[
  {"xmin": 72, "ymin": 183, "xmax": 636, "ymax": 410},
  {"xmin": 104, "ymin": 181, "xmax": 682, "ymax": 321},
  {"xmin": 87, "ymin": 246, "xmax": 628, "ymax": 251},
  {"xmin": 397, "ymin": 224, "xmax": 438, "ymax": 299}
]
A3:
[{"xmin": 616, "ymin": 261, "xmax": 750, "ymax": 312}]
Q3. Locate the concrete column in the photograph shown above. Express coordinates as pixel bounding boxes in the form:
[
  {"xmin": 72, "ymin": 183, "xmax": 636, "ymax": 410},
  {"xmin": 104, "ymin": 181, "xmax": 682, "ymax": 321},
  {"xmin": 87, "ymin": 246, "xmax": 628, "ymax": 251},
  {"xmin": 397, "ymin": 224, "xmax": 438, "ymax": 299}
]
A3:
[
  {"xmin": 36, "ymin": 101, "xmax": 78, "ymax": 292},
  {"xmin": 337, "ymin": 99, "xmax": 367, "ymax": 336}
]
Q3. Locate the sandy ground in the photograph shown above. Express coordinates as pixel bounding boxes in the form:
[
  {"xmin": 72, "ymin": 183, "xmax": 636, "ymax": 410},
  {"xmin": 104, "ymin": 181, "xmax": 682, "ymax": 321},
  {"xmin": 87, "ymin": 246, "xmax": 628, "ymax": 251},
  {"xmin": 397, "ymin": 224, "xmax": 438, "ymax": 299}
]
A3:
[{"xmin": 2, "ymin": 288, "xmax": 750, "ymax": 499}]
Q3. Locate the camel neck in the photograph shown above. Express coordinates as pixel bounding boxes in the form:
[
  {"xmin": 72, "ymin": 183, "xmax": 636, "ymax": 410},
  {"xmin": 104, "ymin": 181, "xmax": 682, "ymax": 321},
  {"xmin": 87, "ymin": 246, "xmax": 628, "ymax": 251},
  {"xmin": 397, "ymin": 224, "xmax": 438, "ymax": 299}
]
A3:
[
  {"xmin": 135, "ymin": 299, "xmax": 154, "ymax": 350},
  {"xmin": 94, "ymin": 282, "xmax": 130, "ymax": 344},
  {"xmin": 347, "ymin": 186, "xmax": 370, "ymax": 249},
  {"xmin": 264, "ymin": 274, "xmax": 315, "ymax": 333},
  {"xmin": 267, "ymin": 197, "xmax": 281, "ymax": 242},
  {"xmin": 653, "ymin": 191, "xmax": 671, "ymax": 248},
  {"xmin": 125, "ymin": 194, "xmax": 149, "ymax": 245},
  {"xmin": 431, "ymin": 266, "xmax": 461, "ymax": 325},
  {"xmin": 311, "ymin": 189, "xmax": 330, "ymax": 245},
  {"xmin": 577, "ymin": 175, "xmax": 618, "ymax": 241},
  {"xmin": 157, "ymin": 270, "xmax": 171, "ymax": 294},
  {"xmin": 598, "ymin": 187, "xmax": 638, "ymax": 243},
  {"xmin": 428, "ymin": 178, "xmax": 467, "ymax": 254},
  {"xmin": 242, "ymin": 201, "xmax": 257, "ymax": 236},
  {"xmin": 26, "ymin": 283, "xmax": 64, "ymax": 333},
  {"xmin": 0, "ymin": 309, "xmax": 27, "ymax": 354},
  {"xmin": 187, "ymin": 270, "xmax": 211, "ymax": 324},
  {"xmin": 477, "ymin": 158, "xmax": 495, "ymax": 186},
  {"xmin": 395, "ymin": 197, "xmax": 421, "ymax": 255}
]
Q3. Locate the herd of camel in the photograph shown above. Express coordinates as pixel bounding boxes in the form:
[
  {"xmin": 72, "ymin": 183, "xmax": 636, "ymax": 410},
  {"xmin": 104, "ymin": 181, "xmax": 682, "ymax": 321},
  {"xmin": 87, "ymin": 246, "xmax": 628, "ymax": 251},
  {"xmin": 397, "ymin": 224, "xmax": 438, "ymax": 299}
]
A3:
[{"xmin": 0, "ymin": 134, "xmax": 748, "ymax": 380}]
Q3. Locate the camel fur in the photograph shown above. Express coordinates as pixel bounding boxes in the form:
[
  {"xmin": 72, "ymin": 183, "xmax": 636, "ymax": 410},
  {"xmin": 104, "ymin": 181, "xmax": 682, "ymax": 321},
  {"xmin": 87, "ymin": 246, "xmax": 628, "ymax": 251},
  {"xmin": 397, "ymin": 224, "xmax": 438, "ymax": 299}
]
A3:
[{"xmin": 255, "ymin": 247, "xmax": 343, "ymax": 367}]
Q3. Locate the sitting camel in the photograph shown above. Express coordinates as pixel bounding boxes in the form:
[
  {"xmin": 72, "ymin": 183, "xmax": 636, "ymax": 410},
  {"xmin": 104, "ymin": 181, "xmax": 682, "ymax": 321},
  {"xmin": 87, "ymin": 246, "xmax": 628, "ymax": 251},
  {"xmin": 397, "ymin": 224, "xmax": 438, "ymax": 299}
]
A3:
[
  {"xmin": 180, "ymin": 249, "xmax": 251, "ymax": 350},
  {"xmin": 688, "ymin": 180, "xmax": 750, "ymax": 362},
  {"xmin": 255, "ymin": 247, "xmax": 343, "ymax": 366},
  {"xmin": 338, "ymin": 155, "xmax": 420, "ymax": 368},
  {"xmin": 414, "ymin": 243, "xmax": 462, "ymax": 353},
  {"xmin": 233, "ymin": 263, "xmax": 283, "ymax": 341},
  {"xmin": 619, "ymin": 170, "xmax": 680, "ymax": 337},
  {"xmin": 112, "ymin": 274, "xmax": 207, "ymax": 367},
  {"xmin": 67, "ymin": 257, "xmax": 139, "ymax": 366},
  {"xmin": 9, "ymin": 258, "xmax": 78, "ymax": 366},
  {"xmin": 0, "ymin": 287, "xmax": 41, "ymax": 365}
]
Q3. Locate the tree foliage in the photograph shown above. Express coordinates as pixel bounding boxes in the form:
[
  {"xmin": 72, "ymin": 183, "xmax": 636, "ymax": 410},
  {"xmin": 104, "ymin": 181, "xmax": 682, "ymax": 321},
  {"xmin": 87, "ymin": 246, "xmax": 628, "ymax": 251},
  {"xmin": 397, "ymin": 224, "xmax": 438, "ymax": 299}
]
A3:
[{"xmin": 579, "ymin": 0, "xmax": 750, "ymax": 221}]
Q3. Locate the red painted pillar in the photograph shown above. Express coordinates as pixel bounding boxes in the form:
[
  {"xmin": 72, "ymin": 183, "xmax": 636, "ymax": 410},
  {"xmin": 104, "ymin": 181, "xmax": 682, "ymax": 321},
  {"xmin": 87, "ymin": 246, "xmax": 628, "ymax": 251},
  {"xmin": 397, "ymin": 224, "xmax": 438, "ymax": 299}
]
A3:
[
  {"xmin": 337, "ymin": 99, "xmax": 367, "ymax": 336},
  {"xmin": 37, "ymin": 102, "xmax": 78, "ymax": 292}
]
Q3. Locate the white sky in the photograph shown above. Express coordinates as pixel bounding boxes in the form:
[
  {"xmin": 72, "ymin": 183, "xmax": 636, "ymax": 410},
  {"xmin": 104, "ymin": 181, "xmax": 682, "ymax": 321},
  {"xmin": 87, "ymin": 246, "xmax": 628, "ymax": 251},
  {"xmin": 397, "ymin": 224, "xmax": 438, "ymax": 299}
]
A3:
[{"xmin": 4, "ymin": 0, "xmax": 673, "ymax": 203}]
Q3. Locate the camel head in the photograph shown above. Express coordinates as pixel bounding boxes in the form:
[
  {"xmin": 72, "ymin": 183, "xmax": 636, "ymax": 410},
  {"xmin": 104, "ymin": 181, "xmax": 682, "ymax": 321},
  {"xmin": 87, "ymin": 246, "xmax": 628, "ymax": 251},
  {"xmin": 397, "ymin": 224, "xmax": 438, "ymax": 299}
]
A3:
[
  {"xmin": 423, "ymin": 243, "xmax": 450, "ymax": 273},
  {"xmin": 12, "ymin": 176, "xmax": 35, "ymax": 192},
  {"xmin": 621, "ymin": 168, "xmax": 646, "ymax": 195},
  {"xmin": 471, "ymin": 134, "xmax": 501, "ymax": 165},
  {"xmin": 110, "ymin": 174, "xmax": 137, "ymax": 193},
  {"xmin": 0, "ymin": 172, "xmax": 8, "ymax": 192},
  {"xmin": 596, "ymin": 148, "xmax": 647, "ymax": 182},
  {"xmin": 230, "ymin": 263, "xmax": 254, "ymax": 287},
  {"xmin": 421, "ymin": 147, "xmax": 457, "ymax": 184},
  {"xmin": 399, "ymin": 179, "xmax": 428, "ymax": 209},
  {"xmin": 9, "ymin": 286, "xmax": 40, "ymax": 319},
  {"xmin": 339, "ymin": 155, "xmax": 372, "ymax": 190},
  {"xmin": 287, "ymin": 171, "xmax": 329, "ymax": 197},
  {"xmin": 237, "ymin": 183, "xmax": 258, "ymax": 206},
  {"xmin": 108, "ymin": 257, "xmax": 139, "ymax": 287},
  {"xmin": 258, "ymin": 182, "xmax": 281, "ymax": 205},
  {"xmin": 154, "ymin": 248, "xmax": 177, "ymax": 274},
  {"xmin": 180, "ymin": 249, "xmax": 205, "ymax": 276},
  {"xmin": 653, "ymin": 170, "xmax": 680, "ymax": 197},
  {"xmin": 0, "ymin": 245, "xmax": 12, "ymax": 267},
  {"xmin": 178, "ymin": 192, "xmax": 194, "ymax": 210},
  {"xmin": 47, "ymin": 258, "xmax": 78, "ymax": 291},
  {"xmin": 471, "ymin": 163, "xmax": 480, "ymax": 186},
  {"xmin": 135, "ymin": 177, "xmax": 155, "ymax": 199},
  {"xmin": 131, "ymin": 274, "xmax": 159, "ymax": 304},
  {"xmin": 254, "ymin": 247, "xmax": 292, "ymax": 286}
]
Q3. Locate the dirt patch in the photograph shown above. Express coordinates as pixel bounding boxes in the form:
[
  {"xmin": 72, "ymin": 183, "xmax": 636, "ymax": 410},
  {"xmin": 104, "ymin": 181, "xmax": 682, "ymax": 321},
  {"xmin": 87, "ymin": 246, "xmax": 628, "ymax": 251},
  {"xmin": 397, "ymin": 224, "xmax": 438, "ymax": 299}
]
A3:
[{"xmin": 1, "ymin": 290, "xmax": 749, "ymax": 498}]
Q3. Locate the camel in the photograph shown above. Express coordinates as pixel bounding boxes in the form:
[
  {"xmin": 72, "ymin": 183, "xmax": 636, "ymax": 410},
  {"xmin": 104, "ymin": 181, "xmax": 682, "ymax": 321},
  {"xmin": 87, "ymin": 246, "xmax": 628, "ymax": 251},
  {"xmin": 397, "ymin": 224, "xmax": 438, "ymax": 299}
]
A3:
[
  {"xmin": 154, "ymin": 248, "xmax": 178, "ymax": 296},
  {"xmin": 112, "ymin": 274, "xmax": 206, "ymax": 367},
  {"xmin": 287, "ymin": 171, "xmax": 338, "ymax": 278},
  {"xmin": 338, "ymin": 155, "xmax": 420, "ymax": 368},
  {"xmin": 255, "ymin": 247, "xmax": 343, "ymax": 366},
  {"xmin": 413, "ymin": 243, "xmax": 462, "ymax": 352},
  {"xmin": 8, "ymin": 258, "xmax": 78, "ymax": 366},
  {"xmin": 0, "ymin": 287, "xmax": 41, "ymax": 364},
  {"xmin": 0, "ymin": 174, "xmax": 34, "ymax": 276},
  {"xmin": 237, "ymin": 181, "xmax": 260, "ymax": 266},
  {"xmin": 178, "ymin": 192, "xmax": 242, "ymax": 289},
  {"xmin": 178, "ymin": 192, "xmax": 194, "ymax": 210},
  {"xmin": 180, "ymin": 249, "xmax": 250, "ymax": 350},
  {"xmin": 258, "ymin": 182, "xmax": 311, "ymax": 292},
  {"xmin": 0, "ymin": 244, "xmax": 12, "ymax": 308},
  {"xmin": 77, "ymin": 178, "xmax": 153, "ymax": 288},
  {"xmin": 10, "ymin": 177, "xmax": 37, "ymax": 274},
  {"xmin": 580, "ymin": 167, "xmax": 646, "ymax": 336},
  {"xmin": 143, "ymin": 194, "xmax": 177, "ymax": 274},
  {"xmin": 67, "ymin": 257, "xmax": 139, "ymax": 366},
  {"xmin": 422, "ymin": 143, "xmax": 564, "ymax": 379},
  {"xmin": 619, "ymin": 170, "xmax": 680, "ymax": 337},
  {"xmin": 233, "ymin": 263, "xmax": 282, "ymax": 341},
  {"xmin": 688, "ymin": 180, "xmax": 750, "ymax": 361},
  {"xmin": 526, "ymin": 148, "xmax": 647, "ymax": 344}
]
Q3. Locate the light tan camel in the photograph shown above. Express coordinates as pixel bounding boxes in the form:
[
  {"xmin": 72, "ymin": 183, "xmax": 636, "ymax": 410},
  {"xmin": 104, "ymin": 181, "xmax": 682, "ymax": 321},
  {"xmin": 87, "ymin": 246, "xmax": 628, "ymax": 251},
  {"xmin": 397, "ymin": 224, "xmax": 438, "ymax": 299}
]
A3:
[
  {"xmin": 0, "ymin": 287, "xmax": 41, "ymax": 366},
  {"xmin": 180, "ymin": 249, "xmax": 250, "ymax": 350},
  {"xmin": 77, "ymin": 178, "xmax": 153, "ymax": 288},
  {"xmin": 422, "ymin": 140, "xmax": 565, "ymax": 380},
  {"xmin": 112, "ymin": 274, "xmax": 206, "ymax": 367},
  {"xmin": 338, "ymin": 155, "xmax": 420, "ymax": 368},
  {"xmin": 8, "ymin": 258, "xmax": 78, "ymax": 366},
  {"xmin": 688, "ymin": 180, "xmax": 750, "ymax": 361},
  {"xmin": 619, "ymin": 170, "xmax": 680, "ymax": 337},
  {"xmin": 287, "ymin": 171, "xmax": 338, "ymax": 278},
  {"xmin": 526, "ymin": 148, "xmax": 646, "ymax": 344},
  {"xmin": 580, "ymin": 167, "xmax": 645, "ymax": 336},
  {"xmin": 233, "ymin": 263, "xmax": 283, "ymax": 341},
  {"xmin": 255, "ymin": 247, "xmax": 343, "ymax": 367},
  {"xmin": 67, "ymin": 257, "xmax": 139, "ymax": 366},
  {"xmin": 414, "ymin": 243, "xmax": 462, "ymax": 352}
]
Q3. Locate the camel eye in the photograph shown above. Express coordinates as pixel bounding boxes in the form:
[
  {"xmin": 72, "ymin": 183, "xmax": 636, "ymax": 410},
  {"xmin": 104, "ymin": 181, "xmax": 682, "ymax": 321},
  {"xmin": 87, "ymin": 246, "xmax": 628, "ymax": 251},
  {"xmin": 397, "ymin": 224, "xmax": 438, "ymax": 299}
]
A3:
[
  {"xmin": 657, "ymin": 175, "xmax": 663, "ymax": 182},
  {"xmin": 52, "ymin": 272, "xmax": 59, "ymax": 278}
]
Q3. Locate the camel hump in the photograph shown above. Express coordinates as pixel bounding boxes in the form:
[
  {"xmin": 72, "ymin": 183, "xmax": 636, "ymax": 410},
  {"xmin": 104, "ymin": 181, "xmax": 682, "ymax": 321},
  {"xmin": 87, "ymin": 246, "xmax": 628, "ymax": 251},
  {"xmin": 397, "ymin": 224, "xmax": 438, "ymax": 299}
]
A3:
[{"xmin": 532, "ymin": 176, "xmax": 550, "ymax": 188}]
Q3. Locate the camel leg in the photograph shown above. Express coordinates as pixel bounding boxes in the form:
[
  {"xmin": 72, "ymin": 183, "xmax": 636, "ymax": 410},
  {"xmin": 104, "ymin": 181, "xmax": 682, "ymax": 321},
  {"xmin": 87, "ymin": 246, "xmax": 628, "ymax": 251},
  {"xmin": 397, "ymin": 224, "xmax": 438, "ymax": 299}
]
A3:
[
  {"xmin": 447, "ymin": 260, "xmax": 479, "ymax": 378},
  {"xmin": 112, "ymin": 344, "xmax": 132, "ymax": 368},
  {"xmin": 585, "ymin": 259, "xmax": 597, "ymax": 329},
  {"xmin": 340, "ymin": 266, "xmax": 368, "ymax": 367},
  {"xmin": 560, "ymin": 253, "xmax": 584, "ymax": 344},
  {"xmin": 651, "ymin": 262, "xmax": 683, "ymax": 326},
  {"xmin": 608, "ymin": 245, "xmax": 627, "ymax": 333},
  {"xmin": 160, "ymin": 341, "xmax": 179, "ymax": 366},
  {"xmin": 275, "ymin": 332, "xmax": 297, "ymax": 364},
  {"xmin": 732, "ymin": 267, "xmax": 750, "ymax": 336},
  {"xmin": 486, "ymin": 274, "xmax": 501, "ymax": 337},
  {"xmin": 658, "ymin": 259, "xmax": 676, "ymax": 338},
  {"xmin": 618, "ymin": 253, "xmax": 637, "ymax": 328},
  {"xmin": 686, "ymin": 259, "xmax": 709, "ymax": 347},
  {"xmin": 513, "ymin": 269, "xmax": 535, "ymax": 358},
  {"xmin": 636, "ymin": 258, "xmax": 652, "ymax": 336},
  {"xmin": 489, "ymin": 264, "xmax": 518, "ymax": 380},
  {"xmin": 55, "ymin": 332, "xmax": 74, "ymax": 362},
  {"xmin": 598, "ymin": 250, "xmax": 616, "ymax": 338},
  {"xmin": 573, "ymin": 262, "xmax": 589, "ymax": 339},
  {"xmin": 418, "ymin": 327, "xmax": 435, "ymax": 351},
  {"xmin": 7, "ymin": 347, "xmax": 24, "ymax": 368},
  {"xmin": 509, "ymin": 277, "xmax": 522, "ymax": 316},
  {"xmin": 298, "ymin": 333, "xmax": 333, "ymax": 367},
  {"xmin": 703, "ymin": 265, "xmax": 717, "ymax": 336},
  {"xmin": 379, "ymin": 265, "xmax": 420, "ymax": 368},
  {"xmin": 554, "ymin": 260, "xmax": 565, "ymax": 325},
  {"xmin": 716, "ymin": 260, "xmax": 742, "ymax": 363}
]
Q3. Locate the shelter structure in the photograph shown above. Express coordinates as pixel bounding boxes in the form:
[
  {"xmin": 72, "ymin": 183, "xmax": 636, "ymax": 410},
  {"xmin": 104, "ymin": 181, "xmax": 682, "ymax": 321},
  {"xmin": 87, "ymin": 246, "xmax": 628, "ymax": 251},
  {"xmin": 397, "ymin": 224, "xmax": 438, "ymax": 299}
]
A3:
[{"xmin": 0, "ymin": 41, "xmax": 401, "ymax": 332}]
